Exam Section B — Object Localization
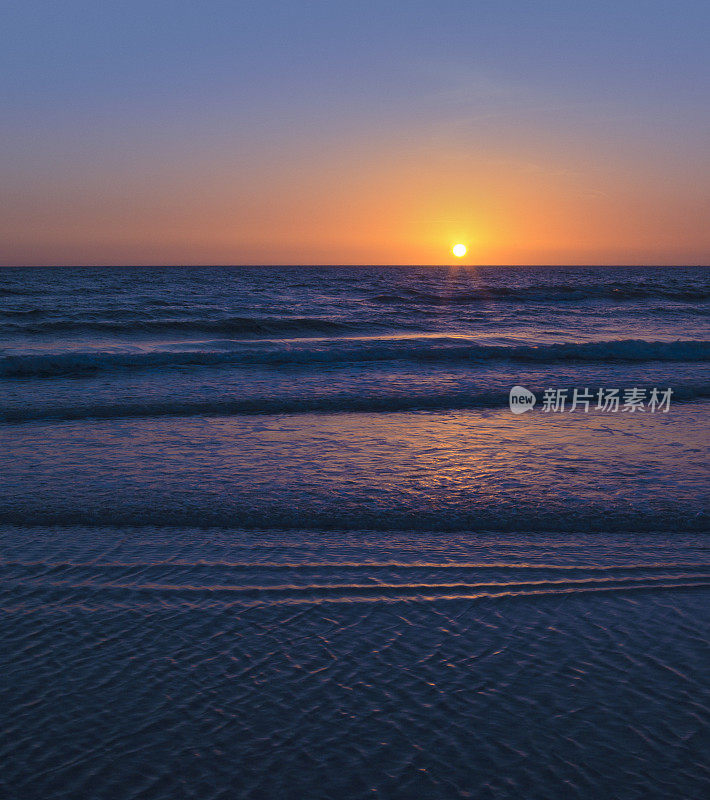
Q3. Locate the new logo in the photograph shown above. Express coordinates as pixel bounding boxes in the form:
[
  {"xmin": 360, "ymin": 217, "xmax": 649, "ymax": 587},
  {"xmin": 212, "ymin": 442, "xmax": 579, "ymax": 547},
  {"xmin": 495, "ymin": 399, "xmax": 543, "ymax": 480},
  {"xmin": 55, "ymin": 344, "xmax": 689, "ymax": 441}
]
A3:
[{"xmin": 509, "ymin": 385, "xmax": 536, "ymax": 414}]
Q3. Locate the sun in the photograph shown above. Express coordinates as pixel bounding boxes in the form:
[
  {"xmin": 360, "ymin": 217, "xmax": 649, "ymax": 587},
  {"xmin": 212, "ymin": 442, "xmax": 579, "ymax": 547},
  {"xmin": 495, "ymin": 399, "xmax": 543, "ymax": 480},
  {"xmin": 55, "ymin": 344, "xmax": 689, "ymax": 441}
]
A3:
[{"xmin": 452, "ymin": 243, "xmax": 467, "ymax": 258}]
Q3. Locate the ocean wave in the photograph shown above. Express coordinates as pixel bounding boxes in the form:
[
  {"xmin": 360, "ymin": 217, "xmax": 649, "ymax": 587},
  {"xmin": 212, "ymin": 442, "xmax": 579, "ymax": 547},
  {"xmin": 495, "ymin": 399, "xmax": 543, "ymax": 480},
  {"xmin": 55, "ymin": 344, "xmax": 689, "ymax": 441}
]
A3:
[
  {"xmin": 0, "ymin": 287, "xmax": 43, "ymax": 296},
  {"xmin": 2, "ymin": 338, "xmax": 708, "ymax": 378},
  {"xmin": 371, "ymin": 283, "xmax": 710, "ymax": 305},
  {"xmin": 0, "ymin": 504, "xmax": 706, "ymax": 533},
  {"xmin": 0, "ymin": 308, "xmax": 46, "ymax": 317},
  {"xmin": 0, "ymin": 315, "xmax": 357, "ymax": 336},
  {"xmin": 2, "ymin": 383, "xmax": 708, "ymax": 423}
]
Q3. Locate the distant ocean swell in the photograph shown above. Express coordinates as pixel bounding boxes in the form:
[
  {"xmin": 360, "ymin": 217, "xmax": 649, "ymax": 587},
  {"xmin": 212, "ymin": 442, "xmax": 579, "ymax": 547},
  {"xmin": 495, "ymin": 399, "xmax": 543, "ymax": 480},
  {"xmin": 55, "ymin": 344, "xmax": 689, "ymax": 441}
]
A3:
[
  {"xmin": 3, "ymin": 280, "xmax": 709, "ymax": 304},
  {"xmin": 2, "ymin": 338, "xmax": 708, "ymax": 378},
  {"xmin": 370, "ymin": 283, "xmax": 710, "ymax": 304},
  {"xmin": 0, "ymin": 315, "xmax": 360, "ymax": 337}
]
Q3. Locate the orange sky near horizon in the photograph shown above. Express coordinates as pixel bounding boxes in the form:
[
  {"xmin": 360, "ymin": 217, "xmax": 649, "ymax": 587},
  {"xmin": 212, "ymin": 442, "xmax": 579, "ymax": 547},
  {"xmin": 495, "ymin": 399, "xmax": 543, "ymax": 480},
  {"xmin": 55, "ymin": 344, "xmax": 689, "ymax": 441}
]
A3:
[
  {"xmin": 2, "ymin": 2, "xmax": 709, "ymax": 267},
  {"xmin": 4, "ymin": 136, "xmax": 708, "ymax": 267}
]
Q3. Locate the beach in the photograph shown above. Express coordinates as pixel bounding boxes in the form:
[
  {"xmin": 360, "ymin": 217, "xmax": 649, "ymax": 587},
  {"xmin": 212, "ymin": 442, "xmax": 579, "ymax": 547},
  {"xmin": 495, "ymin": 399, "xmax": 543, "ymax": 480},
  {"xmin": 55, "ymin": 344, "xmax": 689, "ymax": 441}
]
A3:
[{"xmin": 1, "ymin": 265, "xmax": 708, "ymax": 798}]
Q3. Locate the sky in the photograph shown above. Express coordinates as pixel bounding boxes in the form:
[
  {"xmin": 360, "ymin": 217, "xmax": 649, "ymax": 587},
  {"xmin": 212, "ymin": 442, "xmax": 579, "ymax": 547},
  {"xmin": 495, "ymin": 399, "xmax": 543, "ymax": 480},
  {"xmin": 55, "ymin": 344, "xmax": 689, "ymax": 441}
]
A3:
[{"xmin": 1, "ymin": 0, "xmax": 709, "ymax": 266}]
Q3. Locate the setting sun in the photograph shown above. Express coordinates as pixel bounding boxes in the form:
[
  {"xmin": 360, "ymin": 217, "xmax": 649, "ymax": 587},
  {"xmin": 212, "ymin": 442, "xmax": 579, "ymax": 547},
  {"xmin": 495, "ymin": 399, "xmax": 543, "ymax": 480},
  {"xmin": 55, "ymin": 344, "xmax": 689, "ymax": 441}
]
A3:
[{"xmin": 452, "ymin": 243, "xmax": 467, "ymax": 258}]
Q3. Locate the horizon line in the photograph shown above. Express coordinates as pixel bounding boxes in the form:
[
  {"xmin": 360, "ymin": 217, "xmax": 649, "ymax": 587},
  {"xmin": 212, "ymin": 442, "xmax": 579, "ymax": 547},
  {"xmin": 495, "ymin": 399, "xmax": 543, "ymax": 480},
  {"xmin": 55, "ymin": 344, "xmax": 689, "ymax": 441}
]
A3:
[{"xmin": 2, "ymin": 263, "xmax": 709, "ymax": 269}]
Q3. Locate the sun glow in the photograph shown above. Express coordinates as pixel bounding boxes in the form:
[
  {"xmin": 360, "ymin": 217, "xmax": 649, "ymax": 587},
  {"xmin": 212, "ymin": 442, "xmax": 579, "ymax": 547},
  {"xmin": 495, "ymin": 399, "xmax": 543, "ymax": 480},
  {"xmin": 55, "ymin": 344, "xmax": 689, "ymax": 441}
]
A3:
[{"xmin": 452, "ymin": 243, "xmax": 467, "ymax": 258}]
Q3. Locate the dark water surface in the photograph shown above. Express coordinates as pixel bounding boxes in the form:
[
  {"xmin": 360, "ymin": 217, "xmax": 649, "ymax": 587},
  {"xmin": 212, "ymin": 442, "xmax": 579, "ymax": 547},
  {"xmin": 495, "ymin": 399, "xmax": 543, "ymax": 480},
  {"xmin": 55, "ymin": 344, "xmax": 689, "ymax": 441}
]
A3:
[
  {"xmin": 1, "ymin": 266, "xmax": 709, "ymax": 798},
  {"xmin": 2, "ymin": 527, "xmax": 709, "ymax": 800}
]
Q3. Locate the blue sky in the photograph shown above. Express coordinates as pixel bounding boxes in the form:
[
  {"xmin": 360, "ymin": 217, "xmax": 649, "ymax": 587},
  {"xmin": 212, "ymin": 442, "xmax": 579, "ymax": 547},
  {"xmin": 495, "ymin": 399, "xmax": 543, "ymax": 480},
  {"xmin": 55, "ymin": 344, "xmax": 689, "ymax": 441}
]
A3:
[{"xmin": 2, "ymin": 0, "xmax": 708, "ymax": 264}]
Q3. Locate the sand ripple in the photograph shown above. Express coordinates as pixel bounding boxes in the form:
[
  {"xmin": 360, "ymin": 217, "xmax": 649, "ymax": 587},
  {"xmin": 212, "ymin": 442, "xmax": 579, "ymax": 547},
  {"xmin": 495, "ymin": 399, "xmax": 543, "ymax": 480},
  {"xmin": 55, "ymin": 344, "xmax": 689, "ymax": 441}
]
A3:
[{"xmin": 1, "ymin": 526, "xmax": 709, "ymax": 799}]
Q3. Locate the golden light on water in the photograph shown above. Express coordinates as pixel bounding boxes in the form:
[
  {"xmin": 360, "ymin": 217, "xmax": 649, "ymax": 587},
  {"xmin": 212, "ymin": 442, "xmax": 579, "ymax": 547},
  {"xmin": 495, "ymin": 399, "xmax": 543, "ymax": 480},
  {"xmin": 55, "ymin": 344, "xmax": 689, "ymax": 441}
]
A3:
[{"xmin": 452, "ymin": 243, "xmax": 467, "ymax": 258}]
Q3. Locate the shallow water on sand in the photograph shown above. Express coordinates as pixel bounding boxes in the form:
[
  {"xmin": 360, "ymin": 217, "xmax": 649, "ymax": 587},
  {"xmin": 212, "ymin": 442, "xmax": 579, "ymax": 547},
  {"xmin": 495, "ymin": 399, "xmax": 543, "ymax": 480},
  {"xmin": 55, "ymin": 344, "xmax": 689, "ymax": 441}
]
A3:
[
  {"xmin": 2, "ymin": 406, "xmax": 707, "ymax": 532},
  {"xmin": 2, "ymin": 526, "xmax": 709, "ymax": 800}
]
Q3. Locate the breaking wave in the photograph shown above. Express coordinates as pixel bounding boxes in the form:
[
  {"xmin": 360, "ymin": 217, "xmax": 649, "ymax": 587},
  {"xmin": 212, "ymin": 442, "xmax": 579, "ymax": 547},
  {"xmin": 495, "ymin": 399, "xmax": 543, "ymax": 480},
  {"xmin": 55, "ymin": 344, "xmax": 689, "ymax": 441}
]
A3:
[{"xmin": 2, "ymin": 338, "xmax": 708, "ymax": 378}]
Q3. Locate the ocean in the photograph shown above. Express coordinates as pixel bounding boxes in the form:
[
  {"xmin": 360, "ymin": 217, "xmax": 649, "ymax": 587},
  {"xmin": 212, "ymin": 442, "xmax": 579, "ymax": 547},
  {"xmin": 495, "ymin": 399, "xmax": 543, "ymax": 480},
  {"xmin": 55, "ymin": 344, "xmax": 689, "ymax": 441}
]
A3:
[{"xmin": 1, "ymin": 265, "xmax": 709, "ymax": 799}]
